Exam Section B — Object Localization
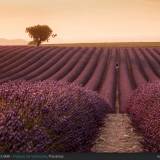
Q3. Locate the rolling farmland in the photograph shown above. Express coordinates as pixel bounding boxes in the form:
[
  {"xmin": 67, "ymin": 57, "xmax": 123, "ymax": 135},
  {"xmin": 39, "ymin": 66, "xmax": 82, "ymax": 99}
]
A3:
[
  {"xmin": 0, "ymin": 46, "xmax": 160, "ymax": 112},
  {"xmin": 0, "ymin": 46, "xmax": 160, "ymax": 152}
]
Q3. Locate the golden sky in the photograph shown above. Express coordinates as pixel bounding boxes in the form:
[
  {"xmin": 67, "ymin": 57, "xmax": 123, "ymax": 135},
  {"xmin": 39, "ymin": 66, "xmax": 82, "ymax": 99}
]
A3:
[{"xmin": 0, "ymin": 0, "xmax": 160, "ymax": 43}]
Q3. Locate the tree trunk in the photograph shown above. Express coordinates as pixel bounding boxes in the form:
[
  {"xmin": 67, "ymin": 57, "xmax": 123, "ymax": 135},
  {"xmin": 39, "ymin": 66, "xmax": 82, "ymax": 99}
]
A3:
[{"xmin": 37, "ymin": 41, "xmax": 41, "ymax": 47}]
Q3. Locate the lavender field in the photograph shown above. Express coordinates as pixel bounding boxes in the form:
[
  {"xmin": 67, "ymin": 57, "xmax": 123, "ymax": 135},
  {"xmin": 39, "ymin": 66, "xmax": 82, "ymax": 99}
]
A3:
[{"xmin": 0, "ymin": 46, "xmax": 160, "ymax": 152}]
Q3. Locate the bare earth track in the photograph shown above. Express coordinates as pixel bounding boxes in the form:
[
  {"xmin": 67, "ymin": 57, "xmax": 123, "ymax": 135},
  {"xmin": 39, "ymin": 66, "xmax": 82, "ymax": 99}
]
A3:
[
  {"xmin": 92, "ymin": 65, "xmax": 143, "ymax": 153},
  {"xmin": 91, "ymin": 114, "xmax": 143, "ymax": 152}
]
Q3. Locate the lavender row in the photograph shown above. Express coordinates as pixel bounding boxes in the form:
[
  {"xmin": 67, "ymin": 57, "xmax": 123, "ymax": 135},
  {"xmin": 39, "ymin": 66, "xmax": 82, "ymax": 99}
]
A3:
[
  {"xmin": 0, "ymin": 47, "xmax": 52, "ymax": 79},
  {"xmin": 31, "ymin": 48, "xmax": 80, "ymax": 80},
  {"xmin": 127, "ymin": 81, "xmax": 160, "ymax": 152},
  {"xmin": 99, "ymin": 48, "xmax": 116, "ymax": 111},
  {"xmin": 0, "ymin": 80, "xmax": 110, "ymax": 152},
  {"xmin": 22, "ymin": 47, "xmax": 70, "ymax": 80},
  {"xmin": 85, "ymin": 48, "xmax": 109, "ymax": 91},
  {"xmin": 48, "ymin": 48, "xmax": 87, "ymax": 80},
  {"xmin": 1, "ymin": 47, "xmax": 55, "ymax": 73},
  {"xmin": 62, "ymin": 48, "xmax": 93, "ymax": 82},
  {"xmin": 0, "ymin": 46, "xmax": 20, "ymax": 58},
  {"xmin": 0, "ymin": 48, "xmax": 61, "ymax": 81},
  {"xmin": 0, "ymin": 47, "xmax": 31, "ymax": 65},
  {"xmin": 141, "ymin": 48, "xmax": 160, "ymax": 78},
  {"xmin": 119, "ymin": 48, "xmax": 133, "ymax": 113},
  {"xmin": 127, "ymin": 48, "xmax": 147, "ymax": 86},
  {"xmin": 146, "ymin": 48, "xmax": 160, "ymax": 66},
  {"xmin": 134, "ymin": 48, "xmax": 159, "ymax": 81},
  {"xmin": 75, "ymin": 48, "xmax": 101, "ymax": 86},
  {"xmin": 0, "ymin": 47, "xmax": 34, "ymax": 69}
]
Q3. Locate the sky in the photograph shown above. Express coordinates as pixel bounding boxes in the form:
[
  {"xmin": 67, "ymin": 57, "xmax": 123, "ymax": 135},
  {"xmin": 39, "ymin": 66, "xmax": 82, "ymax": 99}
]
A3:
[{"xmin": 0, "ymin": 0, "xmax": 160, "ymax": 43}]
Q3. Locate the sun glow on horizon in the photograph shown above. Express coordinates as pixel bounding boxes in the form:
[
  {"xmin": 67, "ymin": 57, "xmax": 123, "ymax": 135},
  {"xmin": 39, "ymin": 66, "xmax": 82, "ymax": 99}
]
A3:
[{"xmin": 0, "ymin": 0, "xmax": 160, "ymax": 43}]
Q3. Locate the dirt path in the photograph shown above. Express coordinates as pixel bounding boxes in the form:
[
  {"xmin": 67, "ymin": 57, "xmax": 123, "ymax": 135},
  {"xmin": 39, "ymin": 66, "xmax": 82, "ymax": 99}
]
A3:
[{"xmin": 91, "ymin": 113, "xmax": 143, "ymax": 152}]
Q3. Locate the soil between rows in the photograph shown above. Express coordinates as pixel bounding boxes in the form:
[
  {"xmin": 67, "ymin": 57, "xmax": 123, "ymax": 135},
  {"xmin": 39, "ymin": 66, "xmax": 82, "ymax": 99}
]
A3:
[{"xmin": 91, "ymin": 113, "xmax": 143, "ymax": 153}]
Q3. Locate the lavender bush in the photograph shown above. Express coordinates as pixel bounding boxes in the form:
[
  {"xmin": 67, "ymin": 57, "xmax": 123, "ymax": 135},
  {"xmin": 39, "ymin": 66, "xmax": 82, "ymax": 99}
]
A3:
[
  {"xmin": 0, "ymin": 80, "xmax": 110, "ymax": 152},
  {"xmin": 127, "ymin": 81, "xmax": 160, "ymax": 152}
]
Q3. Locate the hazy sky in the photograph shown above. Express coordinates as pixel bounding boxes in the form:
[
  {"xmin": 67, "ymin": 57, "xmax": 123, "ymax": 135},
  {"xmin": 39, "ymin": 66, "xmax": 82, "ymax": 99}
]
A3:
[{"xmin": 0, "ymin": 0, "xmax": 160, "ymax": 43}]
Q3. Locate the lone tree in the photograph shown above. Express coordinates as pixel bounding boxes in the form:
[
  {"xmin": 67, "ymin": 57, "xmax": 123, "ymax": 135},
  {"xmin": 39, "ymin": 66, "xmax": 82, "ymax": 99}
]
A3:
[{"xmin": 26, "ymin": 25, "xmax": 57, "ymax": 46}]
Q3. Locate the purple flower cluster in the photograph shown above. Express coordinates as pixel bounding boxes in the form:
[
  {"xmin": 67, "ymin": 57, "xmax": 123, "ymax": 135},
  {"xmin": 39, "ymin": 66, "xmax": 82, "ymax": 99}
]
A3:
[
  {"xmin": 0, "ymin": 80, "xmax": 110, "ymax": 152},
  {"xmin": 127, "ymin": 81, "xmax": 160, "ymax": 152}
]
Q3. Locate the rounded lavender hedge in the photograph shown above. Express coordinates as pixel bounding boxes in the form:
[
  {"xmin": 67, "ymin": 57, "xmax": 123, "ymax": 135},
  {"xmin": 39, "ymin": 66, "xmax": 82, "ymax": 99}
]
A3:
[
  {"xmin": 0, "ymin": 80, "xmax": 110, "ymax": 152},
  {"xmin": 127, "ymin": 81, "xmax": 160, "ymax": 152}
]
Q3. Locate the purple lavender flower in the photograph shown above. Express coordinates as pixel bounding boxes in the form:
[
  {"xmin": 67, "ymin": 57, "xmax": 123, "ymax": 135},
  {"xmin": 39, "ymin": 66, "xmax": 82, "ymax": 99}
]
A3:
[{"xmin": 0, "ymin": 80, "xmax": 110, "ymax": 152}]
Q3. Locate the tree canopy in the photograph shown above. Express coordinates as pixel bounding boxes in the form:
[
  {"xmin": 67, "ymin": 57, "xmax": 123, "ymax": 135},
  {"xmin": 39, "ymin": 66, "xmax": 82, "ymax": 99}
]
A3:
[{"xmin": 26, "ymin": 25, "xmax": 57, "ymax": 46}]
